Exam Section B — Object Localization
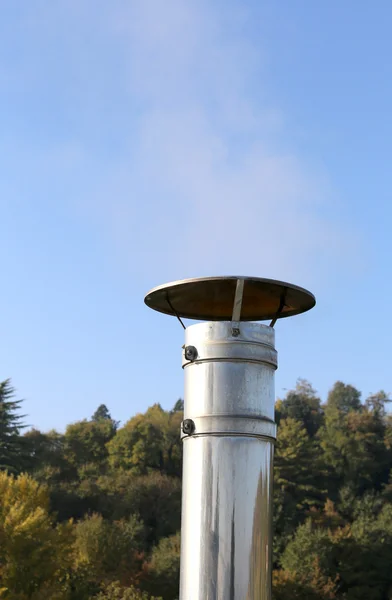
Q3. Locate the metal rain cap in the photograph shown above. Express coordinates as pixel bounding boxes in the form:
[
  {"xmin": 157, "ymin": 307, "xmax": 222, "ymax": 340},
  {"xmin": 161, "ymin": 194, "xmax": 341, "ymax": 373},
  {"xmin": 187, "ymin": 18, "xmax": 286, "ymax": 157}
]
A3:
[{"xmin": 144, "ymin": 276, "xmax": 315, "ymax": 322}]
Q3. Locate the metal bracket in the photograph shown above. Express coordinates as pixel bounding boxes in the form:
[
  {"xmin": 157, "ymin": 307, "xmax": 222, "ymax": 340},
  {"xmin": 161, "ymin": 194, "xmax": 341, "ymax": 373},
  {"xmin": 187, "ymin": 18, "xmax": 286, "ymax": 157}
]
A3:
[
  {"xmin": 166, "ymin": 292, "xmax": 186, "ymax": 330},
  {"xmin": 231, "ymin": 278, "xmax": 244, "ymax": 336},
  {"xmin": 269, "ymin": 287, "xmax": 287, "ymax": 328}
]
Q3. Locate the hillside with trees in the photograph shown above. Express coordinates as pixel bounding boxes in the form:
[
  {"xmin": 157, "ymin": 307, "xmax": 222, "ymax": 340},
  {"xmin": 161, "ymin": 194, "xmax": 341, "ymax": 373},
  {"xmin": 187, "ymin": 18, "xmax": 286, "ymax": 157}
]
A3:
[{"xmin": 0, "ymin": 377, "xmax": 392, "ymax": 599}]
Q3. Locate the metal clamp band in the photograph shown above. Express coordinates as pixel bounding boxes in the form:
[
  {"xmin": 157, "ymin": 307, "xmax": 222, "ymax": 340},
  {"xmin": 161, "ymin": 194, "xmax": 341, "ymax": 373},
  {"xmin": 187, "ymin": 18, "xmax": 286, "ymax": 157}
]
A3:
[{"xmin": 181, "ymin": 415, "xmax": 277, "ymax": 440}]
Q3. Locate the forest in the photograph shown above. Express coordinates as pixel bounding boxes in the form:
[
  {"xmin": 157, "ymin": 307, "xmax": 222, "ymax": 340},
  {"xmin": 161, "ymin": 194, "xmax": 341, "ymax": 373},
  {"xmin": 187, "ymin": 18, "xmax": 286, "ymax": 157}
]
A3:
[{"xmin": 0, "ymin": 377, "xmax": 392, "ymax": 599}]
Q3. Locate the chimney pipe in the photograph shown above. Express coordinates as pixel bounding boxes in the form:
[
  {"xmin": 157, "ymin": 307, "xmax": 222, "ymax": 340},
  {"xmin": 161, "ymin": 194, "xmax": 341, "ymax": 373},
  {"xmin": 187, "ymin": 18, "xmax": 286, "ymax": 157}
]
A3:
[{"xmin": 145, "ymin": 276, "xmax": 315, "ymax": 600}]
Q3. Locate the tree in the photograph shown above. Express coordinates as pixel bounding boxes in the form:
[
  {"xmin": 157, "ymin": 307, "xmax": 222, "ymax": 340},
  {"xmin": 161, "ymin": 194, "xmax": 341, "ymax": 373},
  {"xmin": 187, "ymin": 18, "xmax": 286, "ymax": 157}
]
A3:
[
  {"xmin": 326, "ymin": 381, "xmax": 361, "ymax": 414},
  {"xmin": 274, "ymin": 418, "xmax": 326, "ymax": 559},
  {"xmin": 365, "ymin": 391, "xmax": 391, "ymax": 418},
  {"xmin": 319, "ymin": 402, "xmax": 390, "ymax": 499},
  {"xmin": 0, "ymin": 379, "xmax": 26, "ymax": 473},
  {"xmin": 281, "ymin": 520, "xmax": 335, "ymax": 577},
  {"xmin": 64, "ymin": 418, "xmax": 117, "ymax": 476},
  {"xmin": 333, "ymin": 502, "xmax": 392, "ymax": 599},
  {"xmin": 0, "ymin": 472, "xmax": 72, "ymax": 599},
  {"xmin": 171, "ymin": 399, "xmax": 184, "ymax": 413},
  {"xmin": 276, "ymin": 379, "xmax": 323, "ymax": 437},
  {"xmin": 5, "ymin": 382, "xmax": 392, "ymax": 598},
  {"xmin": 96, "ymin": 472, "xmax": 182, "ymax": 547},
  {"xmin": 273, "ymin": 564, "xmax": 336, "ymax": 600},
  {"xmin": 97, "ymin": 582, "xmax": 162, "ymax": 599},
  {"xmin": 141, "ymin": 533, "xmax": 181, "ymax": 600},
  {"xmin": 92, "ymin": 404, "xmax": 114, "ymax": 422},
  {"xmin": 23, "ymin": 428, "xmax": 67, "ymax": 480},
  {"xmin": 107, "ymin": 404, "xmax": 182, "ymax": 477},
  {"xmin": 74, "ymin": 513, "xmax": 144, "ymax": 587},
  {"xmin": 280, "ymin": 498, "xmax": 392, "ymax": 600}
]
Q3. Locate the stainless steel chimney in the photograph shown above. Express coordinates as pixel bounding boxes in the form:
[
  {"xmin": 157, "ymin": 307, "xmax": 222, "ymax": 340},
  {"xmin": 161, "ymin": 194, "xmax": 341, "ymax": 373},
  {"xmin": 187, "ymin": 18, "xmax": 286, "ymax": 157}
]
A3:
[{"xmin": 145, "ymin": 276, "xmax": 315, "ymax": 600}]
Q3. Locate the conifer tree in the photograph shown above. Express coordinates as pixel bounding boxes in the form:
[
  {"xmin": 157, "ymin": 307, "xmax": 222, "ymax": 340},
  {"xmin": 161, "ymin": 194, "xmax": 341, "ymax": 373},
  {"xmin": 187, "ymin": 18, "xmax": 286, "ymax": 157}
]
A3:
[{"xmin": 0, "ymin": 379, "xmax": 26, "ymax": 473}]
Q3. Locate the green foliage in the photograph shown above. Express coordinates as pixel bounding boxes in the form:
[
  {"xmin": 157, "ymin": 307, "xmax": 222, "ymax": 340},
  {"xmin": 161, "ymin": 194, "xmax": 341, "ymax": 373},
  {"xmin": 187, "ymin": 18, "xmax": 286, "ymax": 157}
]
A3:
[
  {"xmin": 333, "ymin": 502, "xmax": 392, "ymax": 599},
  {"xmin": 365, "ymin": 391, "xmax": 391, "ymax": 417},
  {"xmin": 319, "ymin": 395, "xmax": 391, "ymax": 499},
  {"xmin": 272, "ymin": 564, "xmax": 337, "ymax": 600},
  {"xmin": 141, "ymin": 533, "xmax": 180, "ymax": 600},
  {"xmin": 107, "ymin": 404, "xmax": 182, "ymax": 477},
  {"xmin": 92, "ymin": 404, "xmax": 114, "ymax": 422},
  {"xmin": 96, "ymin": 472, "xmax": 182, "ymax": 546},
  {"xmin": 64, "ymin": 418, "xmax": 117, "ymax": 473},
  {"xmin": 74, "ymin": 512, "xmax": 144, "ymax": 585},
  {"xmin": 326, "ymin": 381, "xmax": 362, "ymax": 414},
  {"xmin": 274, "ymin": 380, "xmax": 392, "ymax": 599},
  {"xmin": 0, "ymin": 471, "xmax": 72, "ymax": 599},
  {"xmin": 0, "ymin": 380, "xmax": 26, "ymax": 473},
  {"xmin": 281, "ymin": 520, "xmax": 335, "ymax": 576},
  {"xmin": 96, "ymin": 582, "xmax": 162, "ymax": 600},
  {"xmin": 276, "ymin": 379, "xmax": 323, "ymax": 436},
  {"xmin": 275, "ymin": 417, "xmax": 323, "ymax": 506},
  {"xmin": 24, "ymin": 428, "xmax": 68, "ymax": 482},
  {"xmin": 274, "ymin": 416, "xmax": 326, "ymax": 558},
  {"xmin": 3, "ymin": 377, "xmax": 392, "ymax": 599},
  {"xmin": 171, "ymin": 399, "xmax": 184, "ymax": 413}
]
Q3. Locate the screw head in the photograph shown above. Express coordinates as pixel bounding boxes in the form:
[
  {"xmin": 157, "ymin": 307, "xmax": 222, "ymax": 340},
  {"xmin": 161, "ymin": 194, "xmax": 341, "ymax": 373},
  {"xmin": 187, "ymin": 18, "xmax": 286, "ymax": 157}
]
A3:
[
  {"xmin": 182, "ymin": 419, "xmax": 196, "ymax": 435},
  {"xmin": 184, "ymin": 345, "xmax": 198, "ymax": 361}
]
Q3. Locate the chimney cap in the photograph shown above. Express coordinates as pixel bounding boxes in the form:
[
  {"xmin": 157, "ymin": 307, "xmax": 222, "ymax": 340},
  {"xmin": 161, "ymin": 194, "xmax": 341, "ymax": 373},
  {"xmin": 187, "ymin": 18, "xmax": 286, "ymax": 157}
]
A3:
[{"xmin": 144, "ymin": 276, "xmax": 315, "ymax": 323}]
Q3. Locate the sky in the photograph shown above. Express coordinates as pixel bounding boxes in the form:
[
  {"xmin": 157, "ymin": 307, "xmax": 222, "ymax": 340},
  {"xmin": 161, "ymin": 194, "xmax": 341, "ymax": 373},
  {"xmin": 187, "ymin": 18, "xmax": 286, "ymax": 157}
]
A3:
[{"xmin": 0, "ymin": 1, "xmax": 391, "ymax": 431}]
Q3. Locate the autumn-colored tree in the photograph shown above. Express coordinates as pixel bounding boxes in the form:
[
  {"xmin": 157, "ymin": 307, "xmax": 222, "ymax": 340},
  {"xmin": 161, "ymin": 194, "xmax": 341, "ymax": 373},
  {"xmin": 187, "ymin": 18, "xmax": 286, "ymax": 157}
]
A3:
[
  {"xmin": 96, "ymin": 582, "xmax": 162, "ymax": 600},
  {"xmin": 74, "ymin": 513, "xmax": 144, "ymax": 587},
  {"xmin": 0, "ymin": 472, "xmax": 72, "ymax": 599},
  {"xmin": 2, "ymin": 379, "xmax": 392, "ymax": 599},
  {"xmin": 140, "ymin": 533, "xmax": 180, "ymax": 600},
  {"xmin": 273, "ymin": 562, "xmax": 336, "ymax": 600}
]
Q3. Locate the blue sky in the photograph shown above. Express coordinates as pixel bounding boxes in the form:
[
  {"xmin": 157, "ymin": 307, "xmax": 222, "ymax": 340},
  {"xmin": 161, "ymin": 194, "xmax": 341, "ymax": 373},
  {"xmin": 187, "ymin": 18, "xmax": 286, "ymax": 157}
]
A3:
[{"xmin": 0, "ymin": 1, "xmax": 391, "ymax": 431}]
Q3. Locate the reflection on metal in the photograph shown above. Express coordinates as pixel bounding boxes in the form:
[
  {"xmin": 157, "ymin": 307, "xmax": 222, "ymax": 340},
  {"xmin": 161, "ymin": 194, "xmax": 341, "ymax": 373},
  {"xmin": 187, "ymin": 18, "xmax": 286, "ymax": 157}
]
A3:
[
  {"xmin": 180, "ymin": 322, "xmax": 276, "ymax": 600},
  {"xmin": 144, "ymin": 276, "xmax": 315, "ymax": 600}
]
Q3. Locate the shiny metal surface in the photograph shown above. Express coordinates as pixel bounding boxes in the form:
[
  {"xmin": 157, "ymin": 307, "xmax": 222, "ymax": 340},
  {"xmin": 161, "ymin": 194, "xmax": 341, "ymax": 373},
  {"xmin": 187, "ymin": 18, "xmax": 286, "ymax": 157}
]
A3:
[
  {"xmin": 180, "ymin": 322, "xmax": 276, "ymax": 600},
  {"xmin": 181, "ymin": 437, "xmax": 274, "ymax": 600},
  {"xmin": 144, "ymin": 275, "xmax": 316, "ymax": 322}
]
